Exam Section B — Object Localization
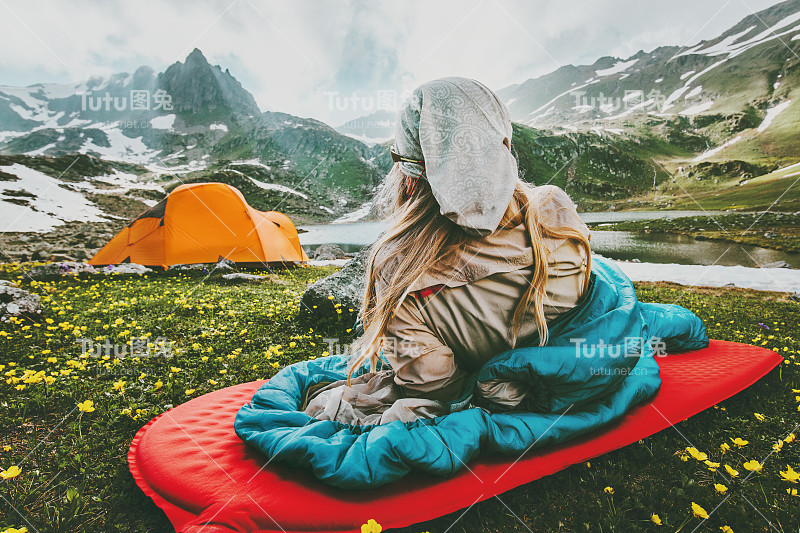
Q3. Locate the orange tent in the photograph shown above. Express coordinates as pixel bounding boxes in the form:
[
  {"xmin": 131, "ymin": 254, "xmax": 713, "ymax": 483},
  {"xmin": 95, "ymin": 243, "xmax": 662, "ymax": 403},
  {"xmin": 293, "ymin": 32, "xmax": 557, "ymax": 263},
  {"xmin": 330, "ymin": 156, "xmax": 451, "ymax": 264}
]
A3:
[{"xmin": 90, "ymin": 182, "xmax": 309, "ymax": 267}]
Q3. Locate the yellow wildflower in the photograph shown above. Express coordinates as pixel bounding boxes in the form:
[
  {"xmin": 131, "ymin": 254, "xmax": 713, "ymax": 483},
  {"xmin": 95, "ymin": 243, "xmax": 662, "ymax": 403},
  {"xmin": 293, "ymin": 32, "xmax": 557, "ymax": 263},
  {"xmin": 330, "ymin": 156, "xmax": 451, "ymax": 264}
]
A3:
[
  {"xmin": 78, "ymin": 400, "xmax": 95, "ymax": 413},
  {"xmin": 730, "ymin": 437, "xmax": 748, "ymax": 447},
  {"xmin": 714, "ymin": 483, "xmax": 728, "ymax": 494},
  {"xmin": 780, "ymin": 465, "xmax": 799, "ymax": 483},
  {"xmin": 603, "ymin": 486, "xmax": 614, "ymax": 494},
  {"xmin": 361, "ymin": 518, "xmax": 382, "ymax": 533},
  {"xmin": 650, "ymin": 513, "xmax": 662, "ymax": 525},
  {"xmin": 720, "ymin": 526, "xmax": 733, "ymax": 533},
  {"xmin": 686, "ymin": 447, "xmax": 708, "ymax": 461},
  {"xmin": 0, "ymin": 465, "xmax": 22, "ymax": 480},
  {"xmin": 724, "ymin": 464, "xmax": 739, "ymax": 477},
  {"xmin": 691, "ymin": 502, "xmax": 709, "ymax": 519},
  {"xmin": 743, "ymin": 460, "xmax": 763, "ymax": 472},
  {"xmin": 720, "ymin": 442, "xmax": 730, "ymax": 454}
]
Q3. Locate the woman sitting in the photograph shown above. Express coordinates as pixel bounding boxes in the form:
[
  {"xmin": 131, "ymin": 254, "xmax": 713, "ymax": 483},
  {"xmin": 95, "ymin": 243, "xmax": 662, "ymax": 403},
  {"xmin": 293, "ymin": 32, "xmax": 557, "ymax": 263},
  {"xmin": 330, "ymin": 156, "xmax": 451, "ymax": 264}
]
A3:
[{"xmin": 303, "ymin": 77, "xmax": 591, "ymax": 424}]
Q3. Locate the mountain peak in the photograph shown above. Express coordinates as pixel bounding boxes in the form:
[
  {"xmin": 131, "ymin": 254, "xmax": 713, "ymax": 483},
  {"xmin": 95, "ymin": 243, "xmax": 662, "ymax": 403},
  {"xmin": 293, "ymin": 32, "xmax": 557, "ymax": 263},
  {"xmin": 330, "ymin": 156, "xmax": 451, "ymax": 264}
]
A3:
[
  {"xmin": 158, "ymin": 49, "xmax": 260, "ymax": 118},
  {"xmin": 185, "ymin": 48, "xmax": 209, "ymax": 66}
]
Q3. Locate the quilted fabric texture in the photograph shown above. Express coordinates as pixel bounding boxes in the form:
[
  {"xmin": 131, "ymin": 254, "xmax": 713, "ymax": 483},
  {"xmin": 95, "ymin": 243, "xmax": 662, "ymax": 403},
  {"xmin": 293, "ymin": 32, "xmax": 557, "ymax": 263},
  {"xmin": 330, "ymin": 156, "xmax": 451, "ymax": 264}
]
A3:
[{"xmin": 129, "ymin": 340, "xmax": 782, "ymax": 533}]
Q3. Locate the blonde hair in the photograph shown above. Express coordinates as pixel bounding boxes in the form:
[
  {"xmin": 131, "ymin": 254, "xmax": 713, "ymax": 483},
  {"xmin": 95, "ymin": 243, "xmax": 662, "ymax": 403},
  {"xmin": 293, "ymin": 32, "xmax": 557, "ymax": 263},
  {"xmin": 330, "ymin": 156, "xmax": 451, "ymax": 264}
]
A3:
[{"xmin": 347, "ymin": 164, "xmax": 591, "ymax": 383}]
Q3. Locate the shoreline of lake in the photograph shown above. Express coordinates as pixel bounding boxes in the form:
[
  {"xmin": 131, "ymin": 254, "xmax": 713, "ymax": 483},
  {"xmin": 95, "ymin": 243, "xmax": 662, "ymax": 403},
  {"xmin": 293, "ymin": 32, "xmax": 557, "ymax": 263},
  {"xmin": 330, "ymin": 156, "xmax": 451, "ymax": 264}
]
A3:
[{"xmin": 298, "ymin": 212, "xmax": 800, "ymax": 270}]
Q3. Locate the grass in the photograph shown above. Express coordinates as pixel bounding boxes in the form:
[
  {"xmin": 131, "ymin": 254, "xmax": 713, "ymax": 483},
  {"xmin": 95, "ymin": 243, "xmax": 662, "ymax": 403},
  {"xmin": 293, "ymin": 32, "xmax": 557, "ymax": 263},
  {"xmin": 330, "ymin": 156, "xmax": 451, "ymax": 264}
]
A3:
[
  {"xmin": 590, "ymin": 212, "xmax": 800, "ymax": 254},
  {"xmin": 0, "ymin": 264, "xmax": 798, "ymax": 533}
]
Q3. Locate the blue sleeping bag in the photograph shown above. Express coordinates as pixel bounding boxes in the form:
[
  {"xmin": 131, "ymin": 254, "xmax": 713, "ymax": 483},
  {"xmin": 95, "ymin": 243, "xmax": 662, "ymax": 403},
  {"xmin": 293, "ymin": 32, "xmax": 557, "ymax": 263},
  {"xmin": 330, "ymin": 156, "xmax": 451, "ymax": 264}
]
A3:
[{"xmin": 234, "ymin": 256, "xmax": 708, "ymax": 489}]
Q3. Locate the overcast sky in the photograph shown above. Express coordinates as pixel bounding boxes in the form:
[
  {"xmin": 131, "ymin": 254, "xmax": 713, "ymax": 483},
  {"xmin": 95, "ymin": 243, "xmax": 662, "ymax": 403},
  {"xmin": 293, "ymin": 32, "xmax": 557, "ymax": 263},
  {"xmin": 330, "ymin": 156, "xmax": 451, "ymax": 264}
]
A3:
[{"xmin": 0, "ymin": 0, "xmax": 787, "ymax": 125}]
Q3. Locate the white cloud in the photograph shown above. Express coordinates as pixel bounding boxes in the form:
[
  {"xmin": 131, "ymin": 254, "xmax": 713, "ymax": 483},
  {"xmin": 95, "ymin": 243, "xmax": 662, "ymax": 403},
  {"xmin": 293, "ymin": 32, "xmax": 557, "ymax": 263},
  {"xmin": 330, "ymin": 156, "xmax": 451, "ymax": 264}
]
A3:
[{"xmin": 0, "ymin": 0, "xmax": 786, "ymax": 125}]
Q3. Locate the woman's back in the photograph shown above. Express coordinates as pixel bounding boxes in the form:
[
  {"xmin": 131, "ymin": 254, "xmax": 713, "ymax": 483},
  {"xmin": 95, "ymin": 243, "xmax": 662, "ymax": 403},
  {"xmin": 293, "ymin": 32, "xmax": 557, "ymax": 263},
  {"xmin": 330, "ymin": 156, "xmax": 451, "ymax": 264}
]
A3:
[{"xmin": 379, "ymin": 184, "xmax": 591, "ymax": 403}]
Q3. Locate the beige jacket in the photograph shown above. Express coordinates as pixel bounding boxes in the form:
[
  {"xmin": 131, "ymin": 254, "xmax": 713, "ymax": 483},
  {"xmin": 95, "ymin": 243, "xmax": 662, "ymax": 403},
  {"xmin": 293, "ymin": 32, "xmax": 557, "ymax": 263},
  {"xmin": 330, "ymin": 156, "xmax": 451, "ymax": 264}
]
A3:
[{"xmin": 304, "ymin": 185, "xmax": 591, "ymax": 424}]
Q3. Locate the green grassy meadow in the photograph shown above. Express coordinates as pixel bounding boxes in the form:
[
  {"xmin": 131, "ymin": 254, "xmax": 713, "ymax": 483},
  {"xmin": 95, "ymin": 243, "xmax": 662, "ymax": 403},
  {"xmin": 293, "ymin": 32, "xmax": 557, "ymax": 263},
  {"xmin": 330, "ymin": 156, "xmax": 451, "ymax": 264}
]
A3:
[{"xmin": 0, "ymin": 264, "xmax": 798, "ymax": 533}]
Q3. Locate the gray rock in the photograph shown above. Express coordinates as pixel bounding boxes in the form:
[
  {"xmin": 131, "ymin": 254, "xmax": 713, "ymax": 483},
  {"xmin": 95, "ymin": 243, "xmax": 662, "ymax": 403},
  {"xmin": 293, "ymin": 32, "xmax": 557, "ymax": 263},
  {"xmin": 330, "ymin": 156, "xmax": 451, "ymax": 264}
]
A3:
[
  {"xmin": 168, "ymin": 263, "xmax": 210, "ymax": 272},
  {"xmin": 72, "ymin": 248, "xmax": 90, "ymax": 260},
  {"xmin": 761, "ymin": 260, "xmax": 793, "ymax": 269},
  {"xmin": 49, "ymin": 254, "xmax": 77, "ymax": 262},
  {"xmin": 300, "ymin": 248, "xmax": 368, "ymax": 318},
  {"xmin": 103, "ymin": 264, "xmax": 152, "ymax": 275},
  {"xmin": 215, "ymin": 258, "xmax": 236, "ymax": 271},
  {"xmin": 312, "ymin": 243, "xmax": 346, "ymax": 261},
  {"xmin": 169, "ymin": 259, "xmax": 236, "ymax": 272},
  {"xmin": 29, "ymin": 262, "xmax": 97, "ymax": 278},
  {"xmin": 0, "ymin": 284, "xmax": 41, "ymax": 320},
  {"xmin": 221, "ymin": 273, "xmax": 279, "ymax": 283}
]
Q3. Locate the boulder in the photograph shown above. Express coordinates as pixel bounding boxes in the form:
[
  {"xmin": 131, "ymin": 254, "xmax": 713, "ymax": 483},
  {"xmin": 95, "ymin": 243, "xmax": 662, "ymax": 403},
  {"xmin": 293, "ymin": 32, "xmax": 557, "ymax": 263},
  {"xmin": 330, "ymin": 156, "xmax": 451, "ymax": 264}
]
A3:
[
  {"xmin": 312, "ymin": 243, "xmax": 346, "ymax": 260},
  {"xmin": 300, "ymin": 248, "xmax": 368, "ymax": 318},
  {"xmin": 72, "ymin": 248, "xmax": 90, "ymax": 261},
  {"xmin": 761, "ymin": 260, "xmax": 793, "ymax": 269},
  {"xmin": 168, "ymin": 259, "xmax": 236, "ymax": 272},
  {"xmin": 0, "ymin": 282, "xmax": 41, "ymax": 321},
  {"xmin": 103, "ymin": 264, "xmax": 153, "ymax": 275},
  {"xmin": 215, "ymin": 258, "xmax": 236, "ymax": 271},
  {"xmin": 29, "ymin": 262, "xmax": 97, "ymax": 278},
  {"xmin": 221, "ymin": 273, "xmax": 284, "ymax": 284},
  {"xmin": 49, "ymin": 253, "xmax": 77, "ymax": 262},
  {"xmin": 169, "ymin": 263, "xmax": 210, "ymax": 272}
]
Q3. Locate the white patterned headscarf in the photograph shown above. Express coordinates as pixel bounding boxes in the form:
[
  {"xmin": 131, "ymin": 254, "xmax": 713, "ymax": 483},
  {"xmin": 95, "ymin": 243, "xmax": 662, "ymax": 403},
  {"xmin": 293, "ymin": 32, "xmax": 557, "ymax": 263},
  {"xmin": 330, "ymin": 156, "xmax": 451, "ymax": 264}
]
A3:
[{"xmin": 394, "ymin": 77, "xmax": 518, "ymax": 235}]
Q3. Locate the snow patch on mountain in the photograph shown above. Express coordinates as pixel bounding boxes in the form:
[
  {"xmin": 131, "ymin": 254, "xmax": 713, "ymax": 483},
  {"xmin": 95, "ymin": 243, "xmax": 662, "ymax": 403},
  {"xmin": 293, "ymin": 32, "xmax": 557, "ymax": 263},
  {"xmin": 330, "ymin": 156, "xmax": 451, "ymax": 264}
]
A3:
[
  {"xmin": 231, "ymin": 159, "xmax": 272, "ymax": 171},
  {"xmin": 595, "ymin": 59, "xmax": 638, "ymax": 77},
  {"xmin": 684, "ymin": 86, "xmax": 703, "ymax": 99},
  {"xmin": 0, "ymin": 163, "xmax": 107, "ymax": 232},
  {"xmin": 78, "ymin": 124, "xmax": 158, "ymax": 164},
  {"xmin": 525, "ymin": 79, "xmax": 600, "ymax": 124},
  {"xmin": 150, "ymin": 114, "xmax": 176, "ymax": 130},
  {"xmin": 680, "ymin": 101, "xmax": 714, "ymax": 115},
  {"xmin": 332, "ymin": 201, "xmax": 373, "ymax": 223},
  {"xmin": 693, "ymin": 136, "xmax": 742, "ymax": 162},
  {"xmin": 65, "ymin": 169, "xmax": 164, "ymax": 196},
  {"xmin": 757, "ymin": 100, "xmax": 792, "ymax": 132},
  {"xmin": 246, "ymin": 176, "xmax": 309, "ymax": 199},
  {"xmin": 678, "ymin": 13, "xmax": 800, "ymax": 59}
]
